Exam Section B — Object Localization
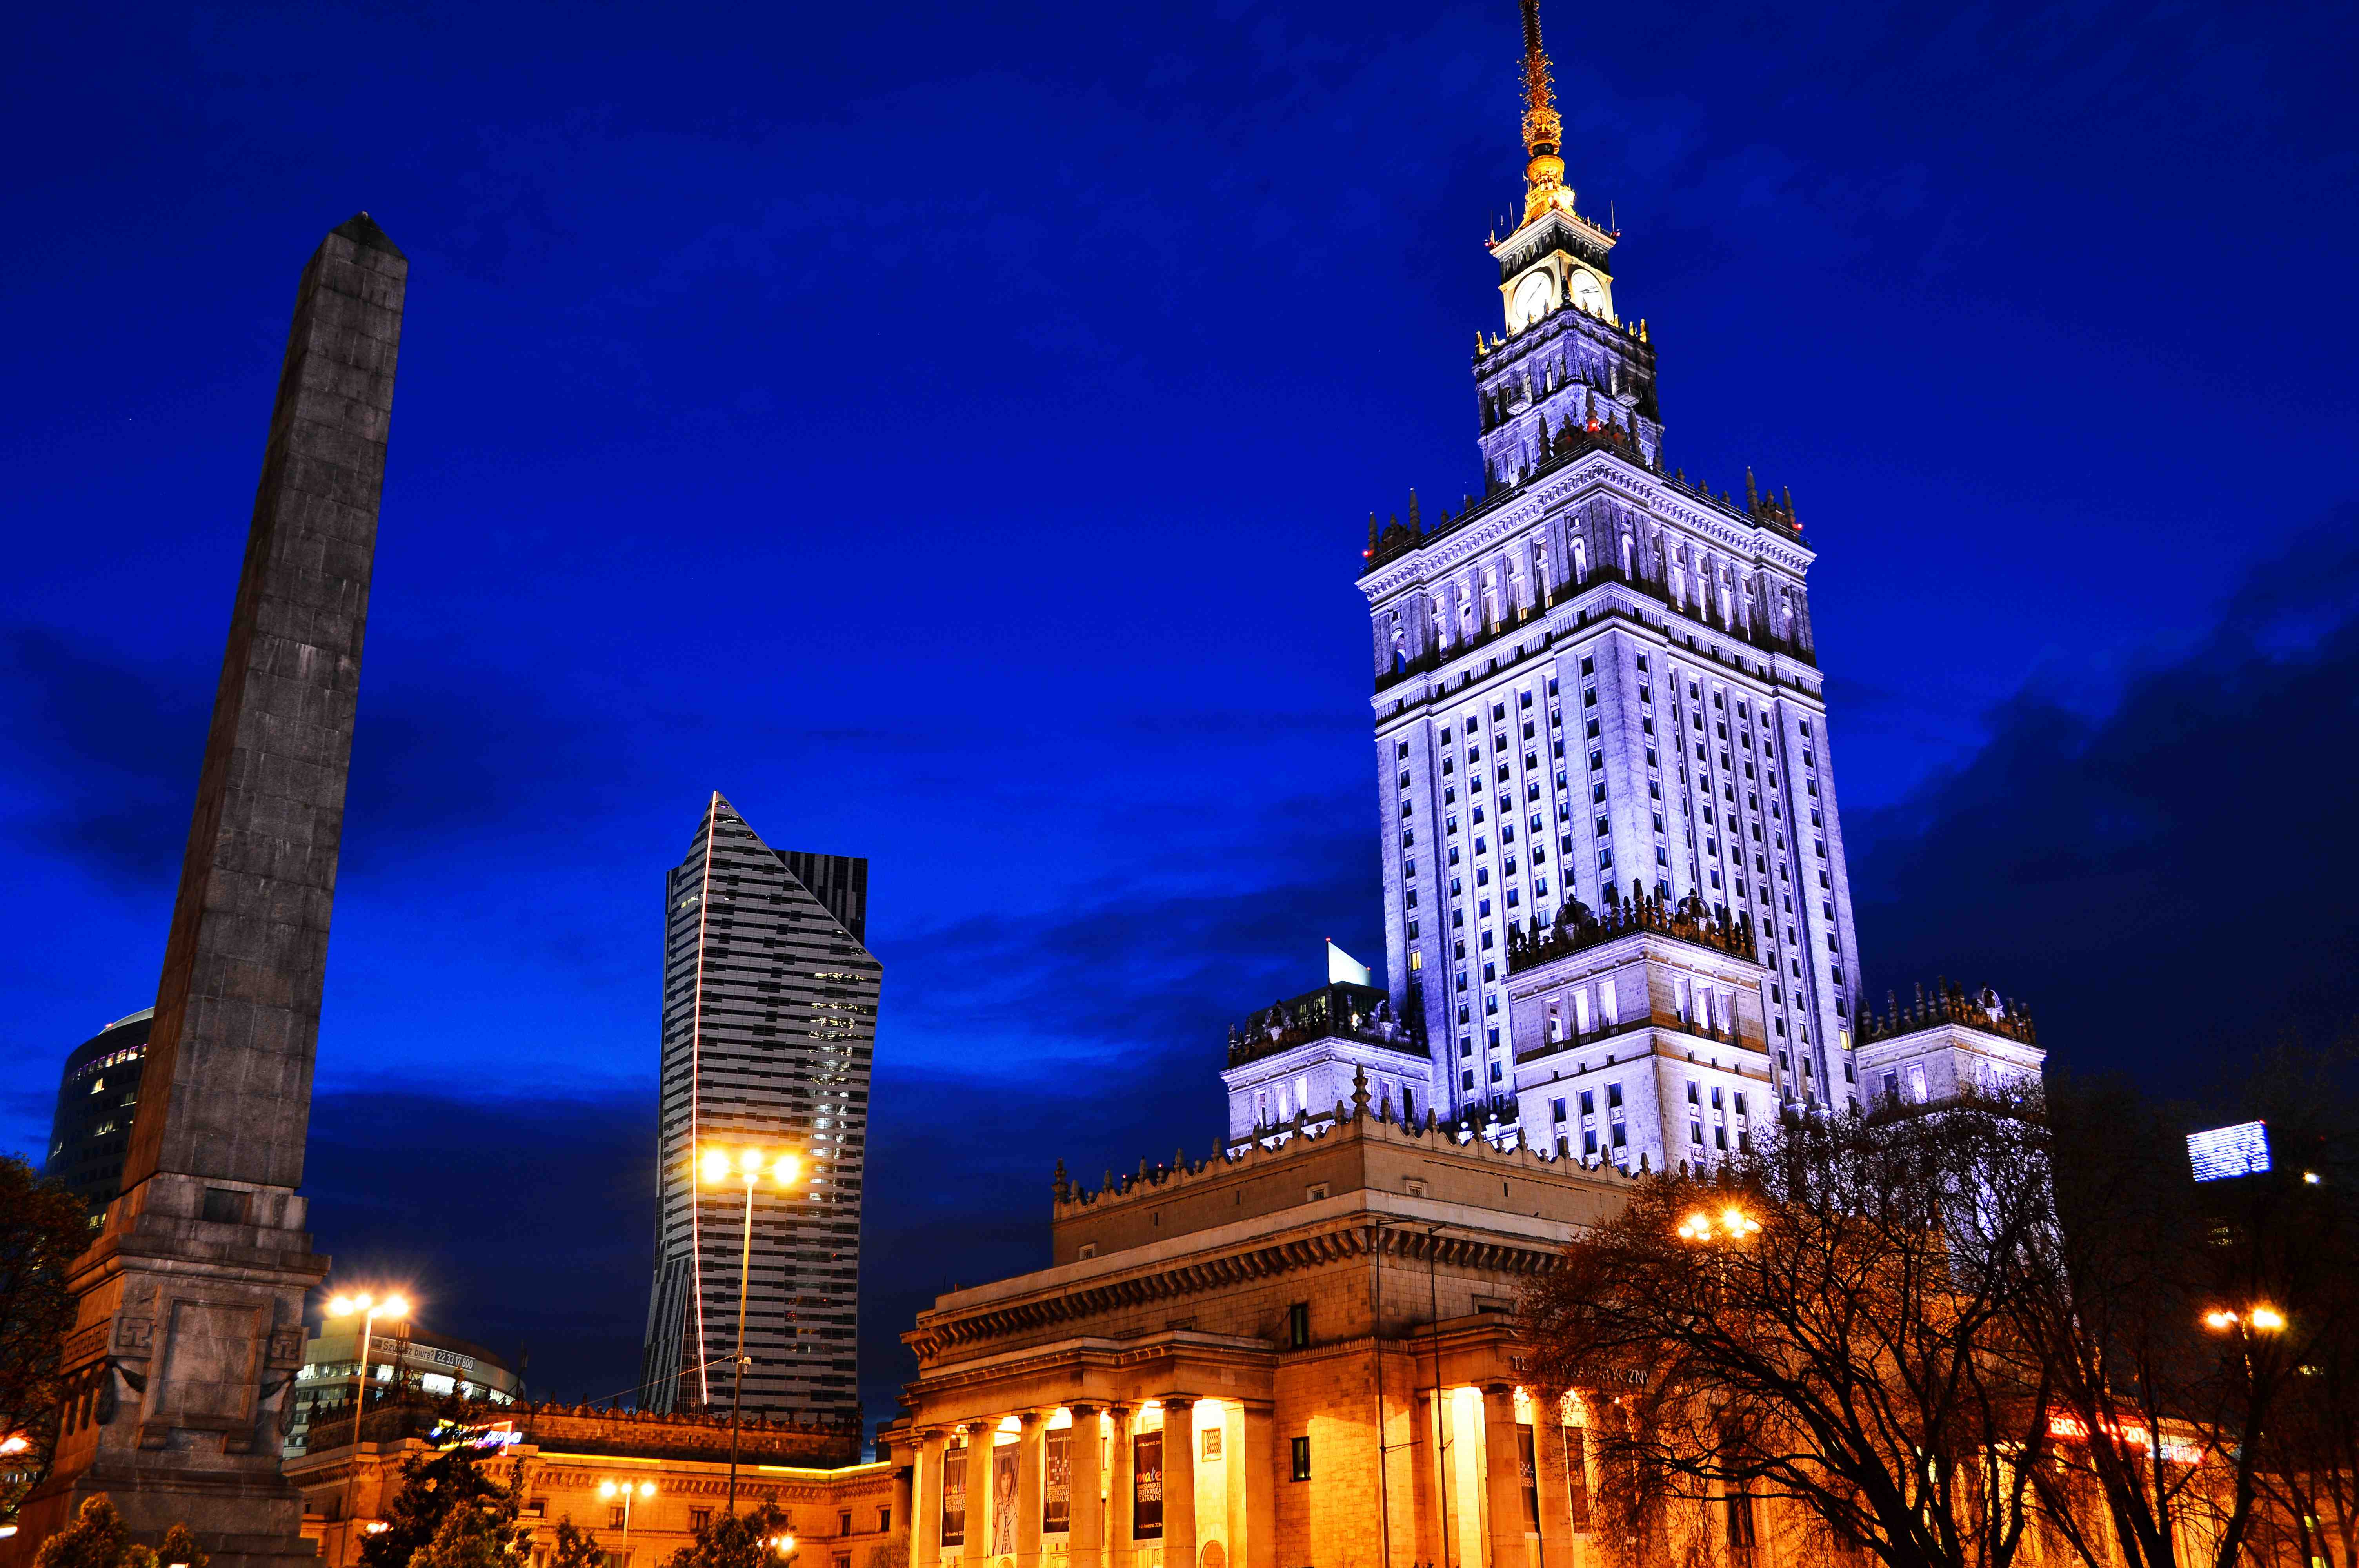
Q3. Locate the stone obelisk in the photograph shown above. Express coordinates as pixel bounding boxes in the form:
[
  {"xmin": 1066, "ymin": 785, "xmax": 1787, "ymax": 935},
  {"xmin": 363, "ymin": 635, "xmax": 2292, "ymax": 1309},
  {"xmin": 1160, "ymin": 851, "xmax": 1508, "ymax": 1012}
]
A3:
[{"xmin": 6, "ymin": 215, "xmax": 405, "ymax": 1567}]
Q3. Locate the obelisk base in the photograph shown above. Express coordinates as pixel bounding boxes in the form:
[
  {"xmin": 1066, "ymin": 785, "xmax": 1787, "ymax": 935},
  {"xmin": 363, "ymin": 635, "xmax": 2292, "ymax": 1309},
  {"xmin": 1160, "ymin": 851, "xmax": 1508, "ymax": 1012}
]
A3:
[{"xmin": 4, "ymin": 1174, "xmax": 327, "ymax": 1568}]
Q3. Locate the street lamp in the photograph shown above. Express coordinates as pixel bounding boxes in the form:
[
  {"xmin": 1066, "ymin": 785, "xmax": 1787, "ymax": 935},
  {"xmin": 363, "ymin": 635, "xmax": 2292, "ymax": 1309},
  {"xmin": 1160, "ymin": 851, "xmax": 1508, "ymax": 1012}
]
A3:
[
  {"xmin": 2203, "ymin": 1305, "xmax": 2286, "ymax": 1334},
  {"xmin": 1677, "ymin": 1207, "xmax": 1760, "ymax": 1244},
  {"xmin": 327, "ymin": 1290, "xmax": 410, "ymax": 1566},
  {"xmin": 765, "ymin": 1534, "xmax": 798, "ymax": 1559},
  {"xmin": 697, "ymin": 1146, "xmax": 804, "ymax": 1516},
  {"xmin": 599, "ymin": 1479, "xmax": 657, "ymax": 1547}
]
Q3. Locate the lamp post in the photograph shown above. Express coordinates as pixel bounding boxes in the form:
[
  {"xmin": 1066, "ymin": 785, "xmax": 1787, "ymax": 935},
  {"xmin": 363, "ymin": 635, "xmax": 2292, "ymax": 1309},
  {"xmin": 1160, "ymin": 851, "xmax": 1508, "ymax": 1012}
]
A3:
[
  {"xmin": 327, "ymin": 1290, "xmax": 410, "ymax": 1566},
  {"xmin": 599, "ymin": 1479, "xmax": 657, "ymax": 1550},
  {"xmin": 698, "ymin": 1145, "xmax": 804, "ymax": 1516},
  {"xmin": 1425, "ymin": 1223, "xmax": 1451, "ymax": 1568}
]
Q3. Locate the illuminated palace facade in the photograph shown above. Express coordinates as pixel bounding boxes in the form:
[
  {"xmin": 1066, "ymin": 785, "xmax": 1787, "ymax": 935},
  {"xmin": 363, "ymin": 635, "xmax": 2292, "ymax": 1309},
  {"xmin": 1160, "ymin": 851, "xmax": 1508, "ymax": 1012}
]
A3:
[
  {"xmin": 1355, "ymin": 64, "xmax": 1861, "ymax": 1142},
  {"xmin": 877, "ymin": 11, "xmax": 2046, "ymax": 1568}
]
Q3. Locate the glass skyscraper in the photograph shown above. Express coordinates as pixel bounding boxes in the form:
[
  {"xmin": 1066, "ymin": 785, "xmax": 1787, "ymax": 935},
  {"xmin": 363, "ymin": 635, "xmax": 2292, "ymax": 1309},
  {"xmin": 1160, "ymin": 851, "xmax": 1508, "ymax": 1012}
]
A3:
[{"xmin": 638, "ymin": 793, "xmax": 879, "ymax": 1428}]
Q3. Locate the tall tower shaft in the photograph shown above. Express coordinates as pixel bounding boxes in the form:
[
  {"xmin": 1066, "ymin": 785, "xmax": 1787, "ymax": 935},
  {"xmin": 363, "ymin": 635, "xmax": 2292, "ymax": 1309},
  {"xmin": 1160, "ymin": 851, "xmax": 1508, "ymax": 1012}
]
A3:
[
  {"xmin": 1356, "ymin": 5, "xmax": 1862, "ymax": 1136},
  {"xmin": 639, "ymin": 795, "xmax": 879, "ymax": 1429},
  {"xmin": 8, "ymin": 214, "xmax": 403, "ymax": 1568}
]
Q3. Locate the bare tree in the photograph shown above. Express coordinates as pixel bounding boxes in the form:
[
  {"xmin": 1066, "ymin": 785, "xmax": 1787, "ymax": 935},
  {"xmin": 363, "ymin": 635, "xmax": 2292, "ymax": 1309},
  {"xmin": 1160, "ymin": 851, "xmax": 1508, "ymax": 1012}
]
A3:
[
  {"xmin": 1522, "ymin": 1100, "xmax": 2061, "ymax": 1568},
  {"xmin": 2212, "ymin": 1046, "xmax": 2357, "ymax": 1568},
  {"xmin": 2003, "ymin": 1071, "xmax": 2348, "ymax": 1568}
]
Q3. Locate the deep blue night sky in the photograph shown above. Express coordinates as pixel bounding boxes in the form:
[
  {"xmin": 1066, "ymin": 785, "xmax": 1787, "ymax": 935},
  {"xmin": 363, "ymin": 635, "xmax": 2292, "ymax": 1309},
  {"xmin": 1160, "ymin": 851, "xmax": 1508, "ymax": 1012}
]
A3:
[{"xmin": 4, "ymin": 0, "xmax": 2355, "ymax": 1438}]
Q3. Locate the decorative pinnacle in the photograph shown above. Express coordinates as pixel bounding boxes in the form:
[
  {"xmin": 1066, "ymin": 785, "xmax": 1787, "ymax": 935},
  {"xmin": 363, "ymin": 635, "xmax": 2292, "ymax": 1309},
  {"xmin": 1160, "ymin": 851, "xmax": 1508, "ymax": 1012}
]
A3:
[{"xmin": 1518, "ymin": 0, "xmax": 1575, "ymax": 224}]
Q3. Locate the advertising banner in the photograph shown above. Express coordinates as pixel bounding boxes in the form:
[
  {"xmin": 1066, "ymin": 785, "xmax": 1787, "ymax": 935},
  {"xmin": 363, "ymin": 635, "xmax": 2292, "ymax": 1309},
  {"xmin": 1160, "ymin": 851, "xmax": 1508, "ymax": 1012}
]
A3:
[
  {"xmin": 943, "ymin": 1447, "xmax": 967, "ymax": 1548},
  {"xmin": 1133, "ymin": 1429, "xmax": 1165, "ymax": 1539},
  {"xmin": 993, "ymin": 1445, "xmax": 1019, "ymax": 1556},
  {"xmin": 1045, "ymin": 1427, "xmax": 1072, "ymax": 1532}
]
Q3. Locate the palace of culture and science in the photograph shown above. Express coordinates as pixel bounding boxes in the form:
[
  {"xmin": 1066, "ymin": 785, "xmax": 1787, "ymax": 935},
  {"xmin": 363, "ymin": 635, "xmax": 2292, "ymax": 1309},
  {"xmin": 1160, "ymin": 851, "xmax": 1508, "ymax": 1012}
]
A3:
[
  {"xmin": 885, "ymin": 20, "xmax": 2044, "ymax": 1568},
  {"xmin": 1217, "ymin": 0, "xmax": 2040, "ymax": 1175}
]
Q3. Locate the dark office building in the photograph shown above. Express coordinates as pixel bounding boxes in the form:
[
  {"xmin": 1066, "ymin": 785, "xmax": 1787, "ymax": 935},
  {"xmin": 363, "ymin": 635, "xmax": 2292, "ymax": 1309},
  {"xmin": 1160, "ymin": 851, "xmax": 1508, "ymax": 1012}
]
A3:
[
  {"xmin": 44, "ymin": 1008, "xmax": 154, "ymax": 1220},
  {"xmin": 638, "ymin": 793, "xmax": 879, "ymax": 1428}
]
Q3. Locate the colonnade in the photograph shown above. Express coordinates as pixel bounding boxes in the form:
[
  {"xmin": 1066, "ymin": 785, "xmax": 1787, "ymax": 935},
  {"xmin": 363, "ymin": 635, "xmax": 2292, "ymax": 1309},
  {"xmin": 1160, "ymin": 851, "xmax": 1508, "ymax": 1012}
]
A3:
[
  {"xmin": 908, "ymin": 1397, "xmax": 1274, "ymax": 1568},
  {"xmin": 903, "ymin": 1383, "xmax": 1593, "ymax": 1568},
  {"xmin": 1411, "ymin": 1383, "xmax": 1596, "ymax": 1568}
]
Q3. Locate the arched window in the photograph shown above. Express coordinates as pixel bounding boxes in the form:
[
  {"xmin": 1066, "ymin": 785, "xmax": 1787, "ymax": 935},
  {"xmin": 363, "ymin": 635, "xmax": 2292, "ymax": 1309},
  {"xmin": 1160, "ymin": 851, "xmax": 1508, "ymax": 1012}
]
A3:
[
  {"xmin": 1619, "ymin": 530, "xmax": 1634, "ymax": 575},
  {"xmin": 1571, "ymin": 534, "xmax": 1588, "ymax": 581}
]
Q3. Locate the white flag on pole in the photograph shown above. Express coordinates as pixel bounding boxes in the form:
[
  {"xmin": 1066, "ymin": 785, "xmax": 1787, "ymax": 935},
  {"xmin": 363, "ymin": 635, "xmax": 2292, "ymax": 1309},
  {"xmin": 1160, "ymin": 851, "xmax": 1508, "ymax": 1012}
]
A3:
[{"xmin": 1326, "ymin": 940, "xmax": 1372, "ymax": 987}]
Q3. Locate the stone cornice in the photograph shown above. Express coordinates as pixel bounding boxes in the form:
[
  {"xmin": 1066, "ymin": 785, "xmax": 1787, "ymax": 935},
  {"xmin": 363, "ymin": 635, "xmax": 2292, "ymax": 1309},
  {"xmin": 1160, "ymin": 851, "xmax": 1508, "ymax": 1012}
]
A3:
[
  {"xmin": 1217, "ymin": 1034, "xmax": 1432, "ymax": 1090},
  {"xmin": 1359, "ymin": 454, "xmax": 1813, "ymax": 603},
  {"xmin": 905, "ymin": 1218, "xmax": 1567, "ymax": 1364}
]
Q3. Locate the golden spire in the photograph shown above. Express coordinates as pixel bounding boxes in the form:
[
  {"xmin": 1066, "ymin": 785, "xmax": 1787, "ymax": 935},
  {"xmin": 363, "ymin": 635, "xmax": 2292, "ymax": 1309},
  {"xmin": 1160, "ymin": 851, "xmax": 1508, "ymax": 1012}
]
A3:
[{"xmin": 1518, "ymin": 0, "xmax": 1577, "ymax": 224}]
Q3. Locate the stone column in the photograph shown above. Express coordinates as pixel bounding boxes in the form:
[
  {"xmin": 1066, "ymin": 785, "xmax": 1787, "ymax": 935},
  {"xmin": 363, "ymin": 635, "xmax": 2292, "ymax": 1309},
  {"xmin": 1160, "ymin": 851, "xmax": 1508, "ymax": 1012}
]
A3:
[
  {"xmin": 1161, "ymin": 1398, "xmax": 1198, "ymax": 1568},
  {"xmin": 1107, "ymin": 1404, "xmax": 1136, "ymax": 1568},
  {"xmin": 1238, "ymin": 1403, "xmax": 1276, "ymax": 1568},
  {"xmin": 1410, "ymin": 1391, "xmax": 1444, "ymax": 1568},
  {"xmin": 1481, "ymin": 1386, "xmax": 1527, "ymax": 1568},
  {"xmin": 1017, "ymin": 1411, "xmax": 1047, "ymax": 1568},
  {"xmin": 1532, "ymin": 1408, "xmax": 1576, "ymax": 1568},
  {"xmin": 1220, "ymin": 1405, "xmax": 1248, "ymax": 1568},
  {"xmin": 4, "ymin": 213, "xmax": 405, "ymax": 1568},
  {"xmin": 966, "ymin": 1422, "xmax": 999, "ymax": 1566},
  {"xmin": 1070, "ymin": 1405, "xmax": 1105, "ymax": 1568},
  {"xmin": 916, "ymin": 1429, "xmax": 947, "ymax": 1568}
]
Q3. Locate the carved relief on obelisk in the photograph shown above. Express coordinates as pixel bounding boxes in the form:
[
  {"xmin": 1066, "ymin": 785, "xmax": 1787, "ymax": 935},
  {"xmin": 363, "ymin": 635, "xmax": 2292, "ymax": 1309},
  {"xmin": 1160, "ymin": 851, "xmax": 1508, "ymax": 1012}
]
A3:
[{"xmin": 5, "ymin": 214, "xmax": 405, "ymax": 1568}]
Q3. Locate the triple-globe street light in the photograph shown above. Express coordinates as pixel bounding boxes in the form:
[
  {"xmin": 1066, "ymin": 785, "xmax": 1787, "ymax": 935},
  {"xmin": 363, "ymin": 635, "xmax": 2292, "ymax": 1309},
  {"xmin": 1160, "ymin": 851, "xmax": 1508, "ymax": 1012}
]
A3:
[
  {"xmin": 697, "ymin": 1146, "xmax": 804, "ymax": 1516},
  {"xmin": 1678, "ymin": 1207, "xmax": 1761, "ymax": 1244}
]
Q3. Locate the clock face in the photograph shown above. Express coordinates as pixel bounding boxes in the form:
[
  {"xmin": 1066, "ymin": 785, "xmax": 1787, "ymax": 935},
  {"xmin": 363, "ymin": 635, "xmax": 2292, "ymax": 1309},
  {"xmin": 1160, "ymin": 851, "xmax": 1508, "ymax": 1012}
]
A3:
[
  {"xmin": 1568, "ymin": 270, "xmax": 1606, "ymax": 315},
  {"xmin": 1512, "ymin": 272, "xmax": 1554, "ymax": 325}
]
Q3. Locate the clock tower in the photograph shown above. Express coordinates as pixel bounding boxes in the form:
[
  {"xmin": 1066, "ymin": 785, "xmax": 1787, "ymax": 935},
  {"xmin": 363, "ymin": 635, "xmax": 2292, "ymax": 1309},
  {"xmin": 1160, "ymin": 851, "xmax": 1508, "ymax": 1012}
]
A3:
[
  {"xmin": 1495, "ymin": 0, "xmax": 1617, "ymax": 337},
  {"xmin": 1356, "ymin": 0, "xmax": 1865, "ymax": 1138}
]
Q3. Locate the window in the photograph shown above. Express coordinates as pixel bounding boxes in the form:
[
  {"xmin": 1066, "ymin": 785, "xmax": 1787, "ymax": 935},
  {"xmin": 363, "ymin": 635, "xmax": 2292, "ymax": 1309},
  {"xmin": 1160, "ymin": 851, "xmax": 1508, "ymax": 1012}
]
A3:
[
  {"xmin": 1551, "ymin": 1096, "xmax": 1568, "ymax": 1123},
  {"xmin": 840, "ymin": 1512, "xmax": 853, "ymax": 1536},
  {"xmin": 609, "ymin": 1507, "xmax": 627, "ymax": 1530},
  {"xmin": 691, "ymin": 1509, "xmax": 713, "ymax": 1531},
  {"xmin": 1287, "ymin": 1302, "xmax": 1310, "ymax": 1348},
  {"xmin": 1291, "ymin": 1436, "xmax": 1312, "ymax": 1481}
]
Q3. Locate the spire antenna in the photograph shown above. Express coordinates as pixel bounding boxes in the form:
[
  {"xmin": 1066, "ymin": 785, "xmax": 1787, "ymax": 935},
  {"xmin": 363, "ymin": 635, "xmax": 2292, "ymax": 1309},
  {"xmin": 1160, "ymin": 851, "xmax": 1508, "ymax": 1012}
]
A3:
[{"xmin": 1517, "ymin": 0, "xmax": 1574, "ymax": 224}]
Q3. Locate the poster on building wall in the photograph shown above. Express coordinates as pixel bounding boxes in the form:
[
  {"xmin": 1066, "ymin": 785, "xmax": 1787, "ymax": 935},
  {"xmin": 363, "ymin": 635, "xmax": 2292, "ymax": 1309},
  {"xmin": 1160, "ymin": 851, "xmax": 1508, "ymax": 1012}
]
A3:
[
  {"xmin": 1133, "ymin": 1429, "xmax": 1164, "ymax": 1539},
  {"xmin": 943, "ymin": 1448, "xmax": 968, "ymax": 1548},
  {"xmin": 1045, "ymin": 1428, "xmax": 1072, "ymax": 1532},
  {"xmin": 992, "ymin": 1445, "xmax": 1018, "ymax": 1557},
  {"xmin": 1518, "ymin": 1426, "xmax": 1539, "ymax": 1528}
]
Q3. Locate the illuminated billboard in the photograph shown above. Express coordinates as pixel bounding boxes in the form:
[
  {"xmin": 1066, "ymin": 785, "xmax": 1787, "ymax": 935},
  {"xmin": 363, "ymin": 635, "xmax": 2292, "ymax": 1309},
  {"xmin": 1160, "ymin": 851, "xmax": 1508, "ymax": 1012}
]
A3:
[{"xmin": 2186, "ymin": 1121, "xmax": 2270, "ymax": 1182}]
